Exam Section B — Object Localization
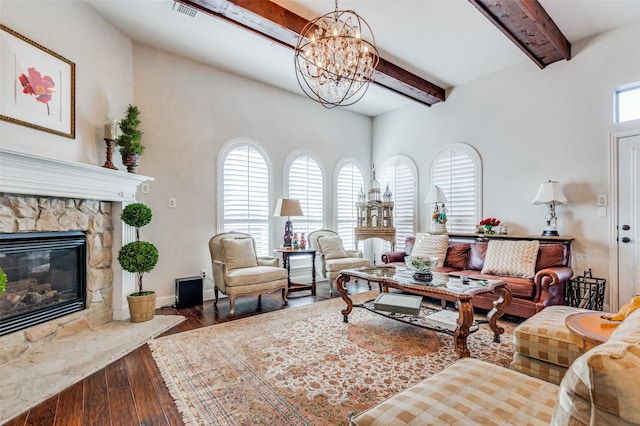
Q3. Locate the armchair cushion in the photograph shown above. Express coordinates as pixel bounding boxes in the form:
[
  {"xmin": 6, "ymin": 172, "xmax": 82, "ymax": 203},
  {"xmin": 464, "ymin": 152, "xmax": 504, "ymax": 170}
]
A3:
[
  {"xmin": 481, "ymin": 240, "xmax": 540, "ymax": 279},
  {"xmin": 410, "ymin": 233, "xmax": 448, "ymax": 262},
  {"xmin": 317, "ymin": 236, "xmax": 348, "ymax": 260},
  {"xmin": 221, "ymin": 237, "xmax": 258, "ymax": 270}
]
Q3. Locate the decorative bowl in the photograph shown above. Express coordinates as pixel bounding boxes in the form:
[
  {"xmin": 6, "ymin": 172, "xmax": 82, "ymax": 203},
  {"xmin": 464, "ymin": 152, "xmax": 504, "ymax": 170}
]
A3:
[{"xmin": 404, "ymin": 256, "xmax": 439, "ymax": 282}]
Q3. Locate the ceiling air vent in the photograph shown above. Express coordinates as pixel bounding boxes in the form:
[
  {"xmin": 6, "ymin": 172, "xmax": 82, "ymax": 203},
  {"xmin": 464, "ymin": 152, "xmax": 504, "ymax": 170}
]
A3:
[{"xmin": 173, "ymin": 2, "xmax": 197, "ymax": 18}]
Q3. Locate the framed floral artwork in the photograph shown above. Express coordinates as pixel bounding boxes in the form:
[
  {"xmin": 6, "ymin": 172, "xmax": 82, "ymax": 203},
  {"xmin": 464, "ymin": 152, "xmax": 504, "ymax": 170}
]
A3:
[{"xmin": 0, "ymin": 25, "xmax": 75, "ymax": 139}]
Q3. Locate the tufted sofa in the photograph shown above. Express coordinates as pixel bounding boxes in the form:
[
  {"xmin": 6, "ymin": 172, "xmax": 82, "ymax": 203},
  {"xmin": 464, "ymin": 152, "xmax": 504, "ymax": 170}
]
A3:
[
  {"xmin": 382, "ymin": 236, "xmax": 573, "ymax": 319},
  {"xmin": 350, "ymin": 307, "xmax": 640, "ymax": 425}
]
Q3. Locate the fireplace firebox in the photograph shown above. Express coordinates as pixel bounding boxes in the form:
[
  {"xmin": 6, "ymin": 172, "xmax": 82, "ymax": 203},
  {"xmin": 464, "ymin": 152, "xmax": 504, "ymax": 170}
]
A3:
[{"xmin": 0, "ymin": 231, "xmax": 86, "ymax": 336}]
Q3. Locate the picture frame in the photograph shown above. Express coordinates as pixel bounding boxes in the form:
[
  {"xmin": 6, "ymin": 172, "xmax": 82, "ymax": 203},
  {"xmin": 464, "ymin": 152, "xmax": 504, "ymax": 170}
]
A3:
[{"xmin": 0, "ymin": 25, "xmax": 75, "ymax": 139}]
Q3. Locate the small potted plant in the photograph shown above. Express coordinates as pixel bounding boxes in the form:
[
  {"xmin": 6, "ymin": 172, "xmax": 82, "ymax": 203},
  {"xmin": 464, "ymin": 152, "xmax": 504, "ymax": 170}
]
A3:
[
  {"xmin": 116, "ymin": 104, "xmax": 145, "ymax": 173},
  {"xmin": 118, "ymin": 203, "xmax": 159, "ymax": 322}
]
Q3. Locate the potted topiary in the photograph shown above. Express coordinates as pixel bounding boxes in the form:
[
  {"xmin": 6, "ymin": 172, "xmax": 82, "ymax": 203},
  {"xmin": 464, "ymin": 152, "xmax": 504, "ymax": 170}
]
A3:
[
  {"xmin": 118, "ymin": 202, "xmax": 159, "ymax": 322},
  {"xmin": 116, "ymin": 104, "xmax": 145, "ymax": 173}
]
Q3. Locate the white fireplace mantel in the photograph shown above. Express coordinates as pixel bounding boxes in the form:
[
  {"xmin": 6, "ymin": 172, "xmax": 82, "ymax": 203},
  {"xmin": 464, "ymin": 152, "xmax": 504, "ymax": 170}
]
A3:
[
  {"xmin": 0, "ymin": 148, "xmax": 154, "ymax": 321},
  {"xmin": 0, "ymin": 148, "xmax": 152, "ymax": 201}
]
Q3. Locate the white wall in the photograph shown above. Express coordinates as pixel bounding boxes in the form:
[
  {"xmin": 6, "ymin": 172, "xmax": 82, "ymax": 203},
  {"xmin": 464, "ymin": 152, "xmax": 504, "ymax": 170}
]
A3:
[
  {"xmin": 0, "ymin": 1, "xmax": 133, "ymax": 167},
  {"xmin": 131, "ymin": 45, "xmax": 372, "ymax": 304},
  {"xmin": 373, "ymin": 21, "xmax": 640, "ymax": 306},
  {"xmin": 1, "ymin": 1, "xmax": 372, "ymax": 307}
]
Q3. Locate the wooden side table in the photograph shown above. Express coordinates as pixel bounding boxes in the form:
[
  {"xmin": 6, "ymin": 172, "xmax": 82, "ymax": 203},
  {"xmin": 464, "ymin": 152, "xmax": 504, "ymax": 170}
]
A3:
[
  {"xmin": 275, "ymin": 249, "xmax": 316, "ymax": 296},
  {"xmin": 564, "ymin": 312, "xmax": 619, "ymax": 351}
]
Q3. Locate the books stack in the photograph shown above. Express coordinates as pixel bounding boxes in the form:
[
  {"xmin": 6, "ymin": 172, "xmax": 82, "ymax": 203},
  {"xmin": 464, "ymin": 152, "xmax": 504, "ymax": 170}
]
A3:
[
  {"xmin": 373, "ymin": 293, "xmax": 423, "ymax": 317},
  {"xmin": 424, "ymin": 310, "xmax": 459, "ymax": 331}
]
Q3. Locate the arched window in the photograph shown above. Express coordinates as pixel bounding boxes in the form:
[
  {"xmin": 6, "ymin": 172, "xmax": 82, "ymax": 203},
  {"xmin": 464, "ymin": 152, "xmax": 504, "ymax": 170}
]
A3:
[
  {"xmin": 335, "ymin": 161, "xmax": 364, "ymax": 250},
  {"xmin": 219, "ymin": 142, "xmax": 270, "ymax": 256},
  {"xmin": 430, "ymin": 143, "xmax": 482, "ymax": 233},
  {"xmin": 287, "ymin": 155, "xmax": 323, "ymax": 236},
  {"xmin": 381, "ymin": 157, "xmax": 418, "ymax": 250}
]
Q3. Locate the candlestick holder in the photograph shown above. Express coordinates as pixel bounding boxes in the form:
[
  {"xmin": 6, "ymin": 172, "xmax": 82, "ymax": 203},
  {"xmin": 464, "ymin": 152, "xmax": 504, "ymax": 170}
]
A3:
[{"xmin": 102, "ymin": 138, "xmax": 118, "ymax": 170}]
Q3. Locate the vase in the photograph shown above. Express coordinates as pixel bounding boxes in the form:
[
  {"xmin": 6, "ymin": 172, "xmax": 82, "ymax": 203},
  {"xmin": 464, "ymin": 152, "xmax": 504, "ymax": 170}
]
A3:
[
  {"xmin": 484, "ymin": 225, "xmax": 495, "ymax": 234},
  {"xmin": 121, "ymin": 152, "xmax": 140, "ymax": 174}
]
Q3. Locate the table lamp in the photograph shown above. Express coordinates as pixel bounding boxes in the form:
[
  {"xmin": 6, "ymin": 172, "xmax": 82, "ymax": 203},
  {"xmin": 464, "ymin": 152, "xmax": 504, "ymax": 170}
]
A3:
[
  {"xmin": 532, "ymin": 180, "xmax": 567, "ymax": 236},
  {"xmin": 425, "ymin": 185, "xmax": 448, "ymax": 234},
  {"xmin": 274, "ymin": 198, "xmax": 304, "ymax": 248}
]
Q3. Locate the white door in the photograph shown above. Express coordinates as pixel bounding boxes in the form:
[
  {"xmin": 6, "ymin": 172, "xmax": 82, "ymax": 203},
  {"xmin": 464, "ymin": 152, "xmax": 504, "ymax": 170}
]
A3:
[{"xmin": 617, "ymin": 132, "xmax": 640, "ymax": 309}]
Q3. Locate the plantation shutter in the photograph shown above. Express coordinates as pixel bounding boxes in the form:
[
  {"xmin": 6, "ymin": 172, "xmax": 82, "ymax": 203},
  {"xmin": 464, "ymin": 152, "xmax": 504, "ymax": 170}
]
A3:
[
  {"xmin": 288, "ymin": 156, "xmax": 323, "ymax": 236},
  {"xmin": 381, "ymin": 160, "xmax": 416, "ymax": 251},
  {"xmin": 336, "ymin": 163, "xmax": 364, "ymax": 250},
  {"xmin": 431, "ymin": 148, "xmax": 479, "ymax": 233},
  {"xmin": 222, "ymin": 146, "xmax": 270, "ymax": 256}
]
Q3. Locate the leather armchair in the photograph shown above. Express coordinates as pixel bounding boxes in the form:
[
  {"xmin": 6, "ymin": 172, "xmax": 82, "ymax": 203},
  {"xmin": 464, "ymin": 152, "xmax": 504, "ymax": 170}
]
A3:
[
  {"xmin": 209, "ymin": 232, "xmax": 288, "ymax": 315},
  {"xmin": 308, "ymin": 229, "xmax": 370, "ymax": 295}
]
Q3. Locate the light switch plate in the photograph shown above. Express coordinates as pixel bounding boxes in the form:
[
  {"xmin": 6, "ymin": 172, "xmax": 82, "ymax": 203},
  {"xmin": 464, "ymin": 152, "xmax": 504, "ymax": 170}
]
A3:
[
  {"xmin": 597, "ymin": 194, "xmax": 607, "ymax": 206},
  {"xmin": 141, "ymin": 183, "xmax": 149, "ymax": 194}
]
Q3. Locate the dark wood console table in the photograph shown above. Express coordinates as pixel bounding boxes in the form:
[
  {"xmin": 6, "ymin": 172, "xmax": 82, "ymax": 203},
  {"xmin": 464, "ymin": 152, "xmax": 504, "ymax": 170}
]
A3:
[
  {"xmin": 275, "ymin": 249, "xmax": 316, "ymax": 296},
  {"xmin": 448, "ymin": 232, "xmax": 574, "ymax": 246}
]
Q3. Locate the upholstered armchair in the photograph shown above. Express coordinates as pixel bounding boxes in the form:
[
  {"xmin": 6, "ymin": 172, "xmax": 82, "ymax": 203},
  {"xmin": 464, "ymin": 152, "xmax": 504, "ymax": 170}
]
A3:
[
  {"xmin": 209, "ymin": 232, "xmax": 288, "ymax": 316},
  {"xmin": 307, "ymin": 229, "xmax": 370, "ymax": 295}
]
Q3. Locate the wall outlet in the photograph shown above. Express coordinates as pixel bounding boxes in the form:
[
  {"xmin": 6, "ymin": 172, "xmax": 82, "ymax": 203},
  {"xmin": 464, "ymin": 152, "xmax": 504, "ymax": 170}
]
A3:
[{"xmin": 200, "ymin": 269, "xmax": 207, "ymax": 279}]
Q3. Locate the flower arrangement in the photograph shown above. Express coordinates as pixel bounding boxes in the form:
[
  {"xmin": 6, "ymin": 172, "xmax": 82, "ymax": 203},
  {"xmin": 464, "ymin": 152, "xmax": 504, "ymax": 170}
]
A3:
[
  {"xmin": 480, "ymin": 217, "xmax": 501, "ymax": 227},
  {"xmin": 479, "ymin": 217, "xmax": 501, "ymax": 234}
]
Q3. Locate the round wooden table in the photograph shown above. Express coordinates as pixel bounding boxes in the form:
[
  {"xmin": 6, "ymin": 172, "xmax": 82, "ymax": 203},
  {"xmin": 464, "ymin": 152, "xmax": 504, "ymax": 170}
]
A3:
[{"xmin": 564, "ymin": 312, "xmax": 619, "ymax": 351}]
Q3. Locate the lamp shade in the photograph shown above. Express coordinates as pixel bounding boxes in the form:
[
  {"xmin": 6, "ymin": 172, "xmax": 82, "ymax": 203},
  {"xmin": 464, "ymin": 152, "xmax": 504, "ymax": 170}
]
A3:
[
  {"xmin": 425, "ymin": 186, "xmax": 448, "ymax": 204},
  {"xmin": 273, "ymin": 199, "xmax": 304, "ymax": 217},
  {"xmin": 532, "ymin": 181, "xmax": 567, "ymax": 205}
]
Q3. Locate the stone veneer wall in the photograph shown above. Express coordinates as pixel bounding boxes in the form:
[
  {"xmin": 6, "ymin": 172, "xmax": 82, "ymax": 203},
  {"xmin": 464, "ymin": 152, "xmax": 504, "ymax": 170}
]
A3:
[{"xmin": 0, "ymin": 194, "xmax": 113, "ymax": 362}]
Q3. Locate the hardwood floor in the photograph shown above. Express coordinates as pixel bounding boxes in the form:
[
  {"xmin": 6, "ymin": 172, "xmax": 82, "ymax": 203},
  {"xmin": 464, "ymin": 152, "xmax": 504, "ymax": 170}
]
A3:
[{"xmin": 5, "ymin": 282, "xmax": 372, "ymax": 426}]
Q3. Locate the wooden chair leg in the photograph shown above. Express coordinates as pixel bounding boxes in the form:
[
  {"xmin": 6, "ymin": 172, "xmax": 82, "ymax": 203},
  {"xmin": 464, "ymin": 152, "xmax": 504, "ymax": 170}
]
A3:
[
  {"xmin": 229, "ymin": 294, "xmax": 236, "ymax": 316},
  {"xmin": 214, "ymin": 287, "xmax": 219, "ymax": 306},
  {"xmin": 282, "ymin": 288, "xmax": 289, "ymax": 305}
]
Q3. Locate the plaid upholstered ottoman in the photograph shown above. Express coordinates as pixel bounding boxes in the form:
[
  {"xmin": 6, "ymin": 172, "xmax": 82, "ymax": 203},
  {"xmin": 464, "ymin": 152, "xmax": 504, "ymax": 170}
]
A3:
[
  {"xmin": 351, "ymin": 308, "xmax": 640, "ymax": 425},
  {"xmin": 350, "ymin": 357, "xmax": 558, "ymax": 425},
  {"xmin": 511, "ymin": 305, "xmax": 589, "ymax": 384}
]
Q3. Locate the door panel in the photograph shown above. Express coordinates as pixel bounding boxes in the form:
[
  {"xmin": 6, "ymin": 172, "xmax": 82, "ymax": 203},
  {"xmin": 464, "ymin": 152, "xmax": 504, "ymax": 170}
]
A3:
[{"xmin": 618, "ymin": 133, "xmax": 640, "ymax": 308}]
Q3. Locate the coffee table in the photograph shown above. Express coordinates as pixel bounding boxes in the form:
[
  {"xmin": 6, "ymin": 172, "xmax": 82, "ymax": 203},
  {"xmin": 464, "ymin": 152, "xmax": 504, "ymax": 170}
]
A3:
[{"xmin": 335, "ymin": 266, "xmax": 512, "ymax": 358}]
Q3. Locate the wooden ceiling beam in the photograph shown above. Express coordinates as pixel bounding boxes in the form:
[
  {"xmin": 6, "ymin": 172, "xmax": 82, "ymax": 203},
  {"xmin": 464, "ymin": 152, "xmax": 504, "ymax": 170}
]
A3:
[
  {"xmin": 469, "ymin": 0, "xmax": 571, "ymax": 69},
  {"xmin": 180, "ymin": 0, "xmax": 446, "ymax": 106}
]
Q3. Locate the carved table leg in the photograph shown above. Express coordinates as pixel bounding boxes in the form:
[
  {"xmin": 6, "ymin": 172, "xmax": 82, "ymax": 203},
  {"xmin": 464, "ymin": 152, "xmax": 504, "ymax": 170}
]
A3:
[
  {"xmin": 335, "ymin": 273, "xmax": 353, "ymax": 323},
  {"xmin": 453, "ymin": 295, "xmax": 474, "ymax": 358},
  {"xmin": 487, "ymin": 285, "xmax": 512, "ymax": 343}
]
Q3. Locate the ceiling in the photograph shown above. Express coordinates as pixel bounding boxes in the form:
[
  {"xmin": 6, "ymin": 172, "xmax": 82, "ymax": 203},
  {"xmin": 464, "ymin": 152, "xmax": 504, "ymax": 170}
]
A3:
[{"xmin": 85, "ymin": 0, "xmax": 640, "ymax": 117}]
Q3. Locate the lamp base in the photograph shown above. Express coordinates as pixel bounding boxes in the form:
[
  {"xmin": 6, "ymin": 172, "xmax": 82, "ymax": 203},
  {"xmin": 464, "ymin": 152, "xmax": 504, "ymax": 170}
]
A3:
[
  {"xmin": 430, "ymin": 222, "xmax": 447, "ymax": 234},
  {"xmin": 541, "ymin": 230, "xmax": 559, "ymax": 236},
  {"xmin": 283, "ymin": 219, "xmax": 293, "ymax": 248}
]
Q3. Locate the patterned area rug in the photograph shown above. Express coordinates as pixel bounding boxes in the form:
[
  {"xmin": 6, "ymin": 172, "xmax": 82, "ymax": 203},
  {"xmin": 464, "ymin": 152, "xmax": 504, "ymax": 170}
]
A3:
[{"xmin": 149, "ymin": 292, "xmax": 516, "ymax": 425}]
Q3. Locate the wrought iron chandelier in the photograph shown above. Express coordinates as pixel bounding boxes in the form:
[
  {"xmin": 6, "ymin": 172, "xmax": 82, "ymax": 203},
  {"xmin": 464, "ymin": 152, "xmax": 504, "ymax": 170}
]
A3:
[{"xmin": 294, "ymin": 1, "xmax": 379, "ymax": 108}]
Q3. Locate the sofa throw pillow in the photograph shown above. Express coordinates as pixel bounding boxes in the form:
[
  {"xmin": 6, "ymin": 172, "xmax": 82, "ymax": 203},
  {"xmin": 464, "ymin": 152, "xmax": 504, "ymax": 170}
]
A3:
[
  {"xmin": 410, "ymin": 233, "xmax": 449, "ymax": 265},
  {"xmin": 317, "ymin": 236, "xmax": 348, "ymax": 260},
  {"xmin": 221, "ymin": 237, "xmax": 258, "ymax": 270},
  {"xmin": 481, "ymin": 240, "xmax": 540, "ymax": 278}
]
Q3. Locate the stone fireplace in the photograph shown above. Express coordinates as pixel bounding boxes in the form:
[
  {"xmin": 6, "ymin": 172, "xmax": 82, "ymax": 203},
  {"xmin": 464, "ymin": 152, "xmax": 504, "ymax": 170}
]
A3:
[{"xmin": 0, "ymin": 149, "xmax": 152, "ymax": 360}]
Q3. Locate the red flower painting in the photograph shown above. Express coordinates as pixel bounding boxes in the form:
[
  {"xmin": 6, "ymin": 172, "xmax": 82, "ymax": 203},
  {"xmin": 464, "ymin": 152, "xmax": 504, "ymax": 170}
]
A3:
[{"xmin": 18, "ymin": 67, "xmax": 56, "ymax": 115}]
